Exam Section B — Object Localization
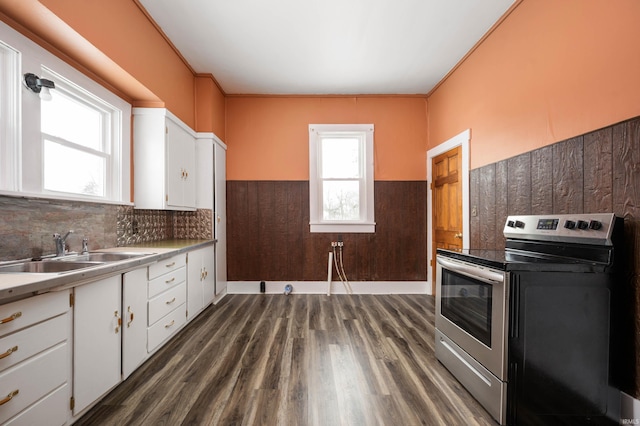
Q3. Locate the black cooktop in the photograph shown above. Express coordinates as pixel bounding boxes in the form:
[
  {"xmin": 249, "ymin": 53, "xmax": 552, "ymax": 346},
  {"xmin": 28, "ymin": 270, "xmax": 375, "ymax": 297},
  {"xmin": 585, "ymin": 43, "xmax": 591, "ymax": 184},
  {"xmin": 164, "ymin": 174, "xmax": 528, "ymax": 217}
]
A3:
[{"xmin": 436, "ymin": 246, "xmax": 612, "ymax": 273}]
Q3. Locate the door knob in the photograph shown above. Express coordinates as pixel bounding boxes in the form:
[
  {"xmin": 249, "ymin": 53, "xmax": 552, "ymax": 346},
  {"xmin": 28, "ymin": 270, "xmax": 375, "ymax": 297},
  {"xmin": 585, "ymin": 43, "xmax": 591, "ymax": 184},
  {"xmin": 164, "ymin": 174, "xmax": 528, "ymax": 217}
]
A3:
[{"xmin": 454, "ymin": 233, "xmax": 462, "ymax": 239}]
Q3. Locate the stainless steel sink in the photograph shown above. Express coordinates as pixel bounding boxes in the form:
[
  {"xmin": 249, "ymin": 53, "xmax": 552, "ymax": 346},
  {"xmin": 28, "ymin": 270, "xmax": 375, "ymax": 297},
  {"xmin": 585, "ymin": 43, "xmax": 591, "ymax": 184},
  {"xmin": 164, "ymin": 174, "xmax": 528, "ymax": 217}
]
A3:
[
  {"xmin": 0, "ymin": 261, "xmax": 102, "ymax": 273},
  {"xmin": 57, "ymin": 252, "xmax": 150, "ymax": 262}
]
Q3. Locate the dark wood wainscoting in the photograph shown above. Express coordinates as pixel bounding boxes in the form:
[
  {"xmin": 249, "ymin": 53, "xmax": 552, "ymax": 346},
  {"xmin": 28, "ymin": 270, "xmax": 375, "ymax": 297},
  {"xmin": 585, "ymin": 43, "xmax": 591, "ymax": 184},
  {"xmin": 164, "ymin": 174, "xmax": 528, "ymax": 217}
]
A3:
[
  {"xmin": 469, "ymin": 115, "xmax": 640, "ymax": 397},
  {"xmin": 227, "ymin": 181, "xmax": 427, "ymax": 282}
]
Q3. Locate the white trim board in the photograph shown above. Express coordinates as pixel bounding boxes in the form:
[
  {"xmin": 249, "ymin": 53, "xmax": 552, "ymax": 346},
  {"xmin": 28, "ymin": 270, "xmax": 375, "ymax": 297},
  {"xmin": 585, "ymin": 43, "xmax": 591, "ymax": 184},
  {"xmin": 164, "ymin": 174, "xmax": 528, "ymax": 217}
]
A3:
[
  {"xmin": 621, "ymin": 392, "xmax": 640, "ymax": 423},
  {"xmin": 426, "ymin": 129, "xmax": 471, "ymax": 289},
  {"xmin": 227, "ymin": 281, "xmax": 429, "ymax": 295}
]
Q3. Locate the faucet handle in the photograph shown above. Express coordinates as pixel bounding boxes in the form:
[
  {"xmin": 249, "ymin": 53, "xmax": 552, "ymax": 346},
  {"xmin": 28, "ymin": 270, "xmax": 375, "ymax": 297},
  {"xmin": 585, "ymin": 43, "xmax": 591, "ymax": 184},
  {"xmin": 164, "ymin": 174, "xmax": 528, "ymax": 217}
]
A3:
[{"xmin": 81, "ymin": 237, "xmax": 89, "ymax": 254}]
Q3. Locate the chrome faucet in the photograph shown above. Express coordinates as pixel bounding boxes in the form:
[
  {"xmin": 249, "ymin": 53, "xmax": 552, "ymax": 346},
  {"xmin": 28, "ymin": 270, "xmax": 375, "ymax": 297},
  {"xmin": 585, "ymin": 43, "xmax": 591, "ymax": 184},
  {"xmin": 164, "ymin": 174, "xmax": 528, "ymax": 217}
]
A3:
[
  {"xmin": 53, "ymin": 230, "xmax": 74, "ymax": 257},
  {"xmin": 81, "ymin": 237, "xmax": 89, "ymax": 254}
]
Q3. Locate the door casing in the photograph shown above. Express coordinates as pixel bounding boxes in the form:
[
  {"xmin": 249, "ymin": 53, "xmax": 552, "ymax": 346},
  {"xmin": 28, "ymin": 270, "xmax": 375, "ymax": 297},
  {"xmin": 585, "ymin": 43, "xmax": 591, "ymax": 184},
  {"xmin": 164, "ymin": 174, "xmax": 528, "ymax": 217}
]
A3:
[{"xmin": 426, "ymin": 129, "xmax": 470, "ymax": 295}]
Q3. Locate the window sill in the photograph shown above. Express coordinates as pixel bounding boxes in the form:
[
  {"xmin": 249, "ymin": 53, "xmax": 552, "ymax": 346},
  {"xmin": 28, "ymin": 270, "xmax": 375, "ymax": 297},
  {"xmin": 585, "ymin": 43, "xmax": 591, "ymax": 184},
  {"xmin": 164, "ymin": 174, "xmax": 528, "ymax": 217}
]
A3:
[{"xmin": 310, "ymin": 222, "xmax": 376, "ymax": 233}]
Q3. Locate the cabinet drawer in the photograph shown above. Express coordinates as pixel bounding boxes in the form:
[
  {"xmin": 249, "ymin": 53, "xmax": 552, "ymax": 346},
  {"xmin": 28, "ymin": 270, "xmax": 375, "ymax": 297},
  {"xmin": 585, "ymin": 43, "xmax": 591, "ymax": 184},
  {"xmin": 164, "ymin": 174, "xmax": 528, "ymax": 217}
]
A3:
[
  {"xmin": 148, "ymin": 283, "xmax": 186, "ymax": 326},
  {"xmin": 3, "ymin": 383, "xmax": 68, "ymax": 426},
  {"xmin": 0, "ymin": 342, "xmax": 68, "ymax": 424},
  {"xmin": 147, "ymin": 303, "xmax": 186, "ymax": 353},
  {"xmin": 148, "ymin": 266, "xmax": 186, "ymax": 299},
  {"xmin": 0, "ymin": 291, "xmax": 69, "ymax": 339},
  {"xmin": 148, "ymin": 254, "xmax": 186, "ymax": 280},
  {"xmin": 0, "ymin": 313, "xmax": 68, "ymax": 374}
]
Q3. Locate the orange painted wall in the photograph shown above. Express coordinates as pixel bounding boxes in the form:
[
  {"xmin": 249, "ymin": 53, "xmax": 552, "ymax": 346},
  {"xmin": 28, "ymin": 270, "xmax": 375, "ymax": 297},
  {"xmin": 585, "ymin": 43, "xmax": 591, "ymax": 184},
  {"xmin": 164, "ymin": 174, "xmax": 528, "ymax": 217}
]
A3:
[
  {"xmin": 195, "ymin": 75, "xmax": 226, "ymax": 137},
  {"xmin": 428, "ymin": 0, "xmax": 640, "ymax": 169},
  {"xmin": 38, "ymin": 0, "xmax": 196, "ymax": 128},
  {"xmin": 0, "ymin": 0, "xmax": 226, "ymax": 134},
  {"xmin": 225, "ymin": 96, "xmax": 428, "ymax": 181}
]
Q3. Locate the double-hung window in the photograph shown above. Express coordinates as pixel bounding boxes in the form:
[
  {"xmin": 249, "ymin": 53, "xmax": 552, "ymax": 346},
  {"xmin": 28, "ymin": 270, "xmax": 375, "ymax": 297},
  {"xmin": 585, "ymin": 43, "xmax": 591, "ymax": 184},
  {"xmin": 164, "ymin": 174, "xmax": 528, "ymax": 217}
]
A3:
[
  {"xmin": 40, "ymin": 67, "xmax": 119, "ymax": 199},
  {"xmin": 0, "ymin": 19, "xmax": 130, "ymax": 203},
  {"xmin": 309, "ymin": 124, "xmax": 375, "ymax": 233}
]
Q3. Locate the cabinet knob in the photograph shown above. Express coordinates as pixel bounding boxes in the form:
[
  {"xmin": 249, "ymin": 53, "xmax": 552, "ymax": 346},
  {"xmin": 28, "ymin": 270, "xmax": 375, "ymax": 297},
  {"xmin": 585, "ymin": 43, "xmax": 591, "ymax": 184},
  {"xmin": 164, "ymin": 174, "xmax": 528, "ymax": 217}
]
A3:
[
  {"xmin": 114, "ymin": 310, "xmax": 121, "ymax": 334},
  {"xmin": 0, "ymin": 346, "xmax": 18, "ymax": 360},
  {"xmin": 454, "ymin": 233, "xmax": 463, "ymax": 239},
  {"xmin": 0, "ymin": 389, "xmax": 19, "ymax": 406},
  {"xmin": 127, "ymin": 306, "xmax": 134, "ymax": 328},
  {"xmin": 1, "ymin": 311, "xmax": 22, "ymax": 324}
]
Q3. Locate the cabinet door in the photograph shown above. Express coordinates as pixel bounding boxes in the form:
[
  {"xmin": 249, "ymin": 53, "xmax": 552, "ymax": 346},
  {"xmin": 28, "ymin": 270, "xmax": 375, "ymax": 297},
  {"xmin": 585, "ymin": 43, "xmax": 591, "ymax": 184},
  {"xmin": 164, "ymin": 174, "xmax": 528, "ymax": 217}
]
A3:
[
  {"xmin": 166, "ymin": 118, "xmax": 196, "ymax": 209},
  {"xmin": 187, "ymin": 249, "xmax": 204, "ymax": 321},
  {"xmin": 202, "ymin": 245, "xmax": 215, "ymax": 305},
  {"xmin": 122, "ymin": 268, "xmax": 148, "ymax": 379},
  {"xmin": 182, "ymin": 135, "xmax": 197, "ymax": 208},
  {"xmin": 166, "ymin": 118, "xmax": 186, "ymax": 208},
  {"xmin": 73, "ymin": 275, "xmax": 122, "ymax": 415},
  {"xmin": 214, "ymin": 142, "xmax": 227, "ymax": 295}
]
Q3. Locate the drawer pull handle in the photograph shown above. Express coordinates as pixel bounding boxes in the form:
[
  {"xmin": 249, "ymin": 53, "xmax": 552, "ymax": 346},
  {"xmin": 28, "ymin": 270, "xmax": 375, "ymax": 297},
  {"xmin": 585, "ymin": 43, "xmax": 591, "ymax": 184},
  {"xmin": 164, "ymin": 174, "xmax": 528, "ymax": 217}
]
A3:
[
  {"xmin": 1, "ymin": 312, "xmax": 22, "ymax": 324},
  {"xmin": 114, "ymin": 310, "xmax": 121, "ymax": 334},
  {"xmin": 0, "ymin": 389, "xmax": 19, "ymax": 406},
  {"xmin": 165, "ymin": 320, "xmax": 175, "ymax": 328},
  {"xmin": 0, "ymin": 346, "xmax": 18, "ymax": 360},
  {"xmin": 127, "ymin": 306, "xmax": 134, "ymax": 328},
  {"xmin": 165, "ymin": 262, "xmax": 176, "ymax": 268},
  {"xmin": 166, "ymin": 297, "xmax": 176, "ymax": 305},
  {"xmin": 165, "ymin": 277, "xmax": 176, "ymax": 284}
]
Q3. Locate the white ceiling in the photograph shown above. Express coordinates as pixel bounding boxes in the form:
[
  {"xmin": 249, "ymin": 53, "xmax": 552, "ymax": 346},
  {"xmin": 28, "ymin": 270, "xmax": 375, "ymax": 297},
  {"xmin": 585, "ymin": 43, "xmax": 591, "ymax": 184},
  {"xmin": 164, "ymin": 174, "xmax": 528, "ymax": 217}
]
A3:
[{"xmin": 138, "ymin": 0, "xmax": 515, "ymax": 95}]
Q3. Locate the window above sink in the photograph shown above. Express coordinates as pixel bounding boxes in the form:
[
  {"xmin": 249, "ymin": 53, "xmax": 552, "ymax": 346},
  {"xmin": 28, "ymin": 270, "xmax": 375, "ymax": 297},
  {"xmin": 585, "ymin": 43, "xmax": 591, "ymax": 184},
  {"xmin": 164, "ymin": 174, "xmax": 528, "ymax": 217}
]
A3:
[{"xmin": 0, "ymin": 19, "xmax": 131, "ymax": 205}]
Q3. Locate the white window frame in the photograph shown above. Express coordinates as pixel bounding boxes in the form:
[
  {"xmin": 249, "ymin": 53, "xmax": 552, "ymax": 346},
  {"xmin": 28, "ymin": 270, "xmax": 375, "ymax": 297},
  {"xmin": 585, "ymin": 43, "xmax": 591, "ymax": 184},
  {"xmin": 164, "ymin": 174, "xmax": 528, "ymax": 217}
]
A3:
[
  {"xmin": 38, "ymin": 66, "xmax": 121, "ymax": 201},
  {"xmin": 309, "ymin": 124, "xmax": 375, "ymax": 233},
  {"xmin": 0, "ymin": 19, "xmax": 131, "ymax": 204},
  {"xmin": 0, "ymin": 40, "xmax": 20, "ymax": 190}
]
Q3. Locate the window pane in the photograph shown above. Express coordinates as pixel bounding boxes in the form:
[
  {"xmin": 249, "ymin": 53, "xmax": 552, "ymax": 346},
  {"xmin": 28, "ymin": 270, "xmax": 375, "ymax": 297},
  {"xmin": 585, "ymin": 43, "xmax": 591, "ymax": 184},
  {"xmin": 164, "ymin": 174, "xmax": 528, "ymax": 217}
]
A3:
[
  {"xmin": 44, "ymin": 140, "xmax": 105, "ymax": 196},
  {"xmin": 41, "ymin": 91, "xmax": 102, "ymax": 151},
  {"xmin": 323, "ymin": 180, "xmax": 359, "ymax": 220},
  {"xmin": 321, "ymin": 137, "xmax": 360, "ymax": 178}
]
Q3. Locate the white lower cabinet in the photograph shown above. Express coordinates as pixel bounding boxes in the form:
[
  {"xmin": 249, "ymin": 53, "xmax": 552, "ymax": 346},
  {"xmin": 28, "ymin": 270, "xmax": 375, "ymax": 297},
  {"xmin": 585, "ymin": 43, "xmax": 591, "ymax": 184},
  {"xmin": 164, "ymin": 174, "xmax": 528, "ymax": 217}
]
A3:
[
  {"xmin": 0, "ymin": 290, "xmax": 71, "ymax": 426},
  {"xmin": 147, "ymin": 254, "xmax": 187, "ymax": 354},
  {"xmin": 0, "ymin": 245, "xmax": 215, "ymax": 424},
  {"xmin": 73, "ymin": 275, "xmax": 122, "ymax": 416},
  {"xmin": 122, "ymin": 268, "xmax": 149, "ymax": 380},
  {"xmin": 187, "ymin": 245, "xmax": 215, "ymax": 320}
]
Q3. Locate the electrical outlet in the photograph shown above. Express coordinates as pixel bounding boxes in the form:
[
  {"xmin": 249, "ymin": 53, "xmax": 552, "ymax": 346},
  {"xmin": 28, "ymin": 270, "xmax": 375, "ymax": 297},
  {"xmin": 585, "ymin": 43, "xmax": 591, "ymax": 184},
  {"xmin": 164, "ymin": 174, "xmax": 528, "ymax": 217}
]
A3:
[{"xmin": 471, "ymin": 206, "xmax": 478, "ymax": 217}]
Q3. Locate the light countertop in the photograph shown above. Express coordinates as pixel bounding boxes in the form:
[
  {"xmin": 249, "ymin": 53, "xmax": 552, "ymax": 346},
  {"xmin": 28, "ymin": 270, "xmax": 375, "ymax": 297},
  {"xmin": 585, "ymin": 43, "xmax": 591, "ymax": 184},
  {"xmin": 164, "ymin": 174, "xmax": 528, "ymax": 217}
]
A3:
[{"xmin": 0, "ymin": 239, "xmax": 215, "ymax": 305}]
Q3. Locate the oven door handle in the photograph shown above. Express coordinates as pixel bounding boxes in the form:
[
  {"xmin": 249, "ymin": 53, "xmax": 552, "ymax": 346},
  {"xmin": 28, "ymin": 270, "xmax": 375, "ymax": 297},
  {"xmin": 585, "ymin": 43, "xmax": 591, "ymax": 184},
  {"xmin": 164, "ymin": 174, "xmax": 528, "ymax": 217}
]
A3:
[{"xmin": 437, "ymin": 257, "xmax": 504, "ymax": 285}]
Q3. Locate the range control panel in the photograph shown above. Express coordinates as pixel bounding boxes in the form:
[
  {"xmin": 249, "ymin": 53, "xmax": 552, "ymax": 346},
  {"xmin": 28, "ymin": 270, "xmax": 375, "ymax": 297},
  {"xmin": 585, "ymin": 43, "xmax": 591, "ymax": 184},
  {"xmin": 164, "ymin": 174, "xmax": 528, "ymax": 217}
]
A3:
[{"xmin": 504, "ymin": 213, "xmax": 618, "ymax": 245}]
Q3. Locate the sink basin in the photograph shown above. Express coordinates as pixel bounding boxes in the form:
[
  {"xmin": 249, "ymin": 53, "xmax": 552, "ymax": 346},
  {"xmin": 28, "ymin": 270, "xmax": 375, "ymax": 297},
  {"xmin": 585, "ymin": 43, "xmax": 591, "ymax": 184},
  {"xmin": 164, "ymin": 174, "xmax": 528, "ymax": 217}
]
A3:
[
  {"xmin": 0, "ymin": 261, "xmax": 102, "ymax": 273},
  {"xmin": 57, "ymin": 252, "xmax": 151, "ymax": 262}
]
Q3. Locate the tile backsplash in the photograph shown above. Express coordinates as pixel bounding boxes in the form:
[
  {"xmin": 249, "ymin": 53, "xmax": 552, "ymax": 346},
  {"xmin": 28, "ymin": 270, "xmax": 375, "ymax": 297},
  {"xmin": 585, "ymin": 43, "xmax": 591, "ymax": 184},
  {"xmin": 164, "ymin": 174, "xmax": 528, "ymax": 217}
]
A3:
[{"xmin": 0, "ymin": 195, "xmax": 212, "ymax": 261}]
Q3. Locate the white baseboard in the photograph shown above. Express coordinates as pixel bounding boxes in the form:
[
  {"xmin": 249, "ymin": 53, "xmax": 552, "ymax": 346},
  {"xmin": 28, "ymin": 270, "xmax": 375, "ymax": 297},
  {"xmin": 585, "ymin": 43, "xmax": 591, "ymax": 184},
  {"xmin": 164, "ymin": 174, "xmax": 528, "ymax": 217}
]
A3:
[
  {"xmin": 227, "ymin": 281, "xmax": 430, "ymax": 295},
  {"xmin": 621, "ymin": 392, "xmax": 640, "ymax": 423}
]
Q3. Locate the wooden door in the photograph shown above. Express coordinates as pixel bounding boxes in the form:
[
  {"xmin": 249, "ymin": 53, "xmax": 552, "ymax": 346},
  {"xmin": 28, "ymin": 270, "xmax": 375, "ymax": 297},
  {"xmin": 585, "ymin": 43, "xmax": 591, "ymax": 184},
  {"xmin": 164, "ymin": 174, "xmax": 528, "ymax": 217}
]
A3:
[{"xmin": 431, "ymin": 146, "xmax": 463, "ymax": 294}]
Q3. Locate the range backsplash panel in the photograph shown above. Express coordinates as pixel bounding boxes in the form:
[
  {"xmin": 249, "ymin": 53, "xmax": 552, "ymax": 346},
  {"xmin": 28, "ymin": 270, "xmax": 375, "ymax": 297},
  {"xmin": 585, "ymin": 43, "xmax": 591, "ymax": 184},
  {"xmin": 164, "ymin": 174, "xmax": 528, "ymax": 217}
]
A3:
[{"xmin": 469, "ymin": 115, "xmax": 640, "ymax": 398}]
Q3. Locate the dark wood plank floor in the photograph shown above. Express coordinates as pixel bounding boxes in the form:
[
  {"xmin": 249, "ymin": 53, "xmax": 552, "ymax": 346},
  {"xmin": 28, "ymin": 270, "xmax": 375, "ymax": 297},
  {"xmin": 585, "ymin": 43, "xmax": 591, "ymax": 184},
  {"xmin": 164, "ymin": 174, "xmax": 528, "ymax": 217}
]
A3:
[{"xmin": 76, "ymin": 294, "xmax": 497, "ymax": 426}]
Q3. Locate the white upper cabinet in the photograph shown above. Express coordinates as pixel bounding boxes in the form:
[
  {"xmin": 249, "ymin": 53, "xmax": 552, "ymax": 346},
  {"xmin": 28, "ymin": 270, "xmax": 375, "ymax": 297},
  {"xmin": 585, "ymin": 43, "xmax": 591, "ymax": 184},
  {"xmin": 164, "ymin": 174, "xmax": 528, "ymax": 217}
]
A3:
[{"xmin": 133, "ymin": 108, "xmax": 196, "ymax": 210}]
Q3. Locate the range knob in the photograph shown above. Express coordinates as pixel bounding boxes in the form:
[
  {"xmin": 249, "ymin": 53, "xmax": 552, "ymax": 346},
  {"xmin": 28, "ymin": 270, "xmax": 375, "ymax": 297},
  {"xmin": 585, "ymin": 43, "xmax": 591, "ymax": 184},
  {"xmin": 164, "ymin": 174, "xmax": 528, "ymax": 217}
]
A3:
[
  {"xmin": 577, "ymin": 220, "xmax": 589, "ymax": 230},
  {"xmin": 507, "ymin": 220, "xmax": 515, "ymax": 228},
  {"xmin": 589, "ymin": 220, "xmax": 602, "ymax": 230},
  {"xmin": 564, "ymin": 220, "xmax": 576, "ymax": 229},
  {"xmin": 515, "ymin": 220, "xmax": 525, "ymax": 229}
]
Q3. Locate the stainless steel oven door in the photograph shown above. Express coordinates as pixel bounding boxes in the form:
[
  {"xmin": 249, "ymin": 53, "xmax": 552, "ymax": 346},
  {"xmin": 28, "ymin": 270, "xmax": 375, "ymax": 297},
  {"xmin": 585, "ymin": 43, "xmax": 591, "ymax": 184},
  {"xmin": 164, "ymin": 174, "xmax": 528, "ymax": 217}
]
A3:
[{"xmin": 436, "ymin": 255, "xmax": 508, "ymax": 380}]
